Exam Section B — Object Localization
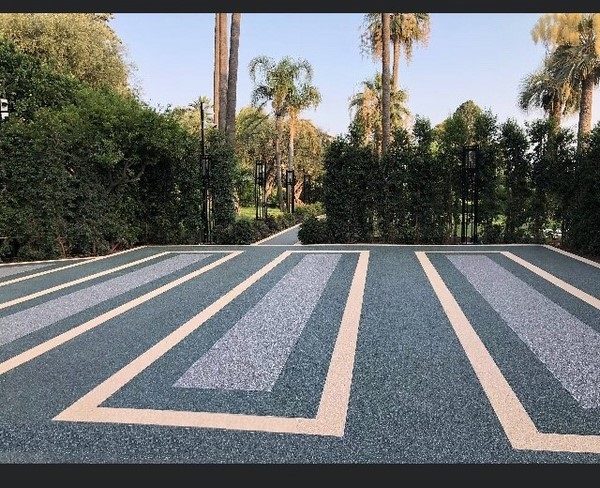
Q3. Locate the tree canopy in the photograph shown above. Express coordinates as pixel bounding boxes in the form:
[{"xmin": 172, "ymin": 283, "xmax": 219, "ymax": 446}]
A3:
[{"xmin": 0, "ymin": 13, "xmax": 131, "ymax": 94}]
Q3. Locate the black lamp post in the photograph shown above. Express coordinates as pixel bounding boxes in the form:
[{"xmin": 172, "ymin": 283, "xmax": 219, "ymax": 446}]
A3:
[
  {"xmin": 285, "ymin": 169, "xmax": 295, "ymax": 213},
  {"xmin": 200, "ymin": 100, "xmax": 213, "ymax": 244},
  {"xmin": 255, "ymin": 161, "xmax": 266, "ymax": 220},
  {"xmin": 302, "ymin": 174, "xmax": 311, "ymax": 204}
]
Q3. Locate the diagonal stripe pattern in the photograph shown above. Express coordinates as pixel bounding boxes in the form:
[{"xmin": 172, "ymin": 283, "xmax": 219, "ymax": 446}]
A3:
[
  {"xmin": 0, "ymin": 263, "xmax": 51, "ymax": 279},
  {"xmin": 0, "ymin": 253, "xmax": 209, "ymax": 347},
  {"xmin": 448, "ymin": 254, "xmax": 600, "ymax": 409},
  {"xmin": 174, "ymin": 253, "xmax": 341, "ymax": 392}
]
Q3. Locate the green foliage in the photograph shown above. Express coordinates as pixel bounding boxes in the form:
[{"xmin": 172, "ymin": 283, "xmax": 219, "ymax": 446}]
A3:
[
  {"xmin": 263, "ymin": 212, "xmax": 297, "ymax": 234},
  {"xmin": 322, "ymin": 99, "xmax": 597, "ymax": 254},
  {"xmin": 499, "ymin": 119, "xmax": 532, "ymax": 242},
  {"xmin": 375, "ymin": 127, "xmax": 411, "ymax": 242},
  {"xmin": 564, "ymin": 123, "xmax": 600, "ymax": 256},
  {"xmin": 0, "ymin": 43, "xmax": 204, "ymax": 260},
  {"xmin": 0, "ymin": 38, "xmax": 81, "ymax": 119},
  {"xmin": 294, "ymin": 202, "xmax": 324, "ymax": 219},
  {"xmin": 213, "ymin": 218, "xmax": 262, "ymax": 245},
  {"xmin": 211, "ymin": 212, "xmax": 300, "ymax": 245},
  {"xmin": 0, "ymin": 13, "xmax": 130, "ymax": 94},
  {"xmin": 526, "ymin": 118, "xmax": 576, "ymax": 242},
  {"xmin": 207, "ymin": 130, "xmax": 237, "ymax": 229},
  {"xmin": 348, "ymin": 72, "xmax": 410, "ymax": 153},
  {"xmin": 323, "ymin": 135, "xmax": 377, "ymax": 243},
  {"xmin": 248, "ymin": 55, "xmax": 321, "ymax": 211},
  {"xmin": 401, "ymin": 117, "xmax": 448, "ymax": 243},
  {"xmin": 234, "ymin": 108, "xmax": 329, "ymax": 212},
  {"xmin": 298, "ymin": 215, "xmax": 329, "ymax": 244},
  {"xmin": 472, "ymin": 110, "xmax": 503, "ymax": 236}
]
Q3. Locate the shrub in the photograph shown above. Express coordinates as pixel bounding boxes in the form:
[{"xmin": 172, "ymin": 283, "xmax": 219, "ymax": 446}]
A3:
[
  {"xmin": 294, "ymin": 202, "xmax": 324, "ymax": 220},
  {"xmin": 298, "ymin": 216, "xmax": 329, "ymax": 244},
  {"xmin": 213, "ymin": 218, "xmax": 261, "ymax": 245}
]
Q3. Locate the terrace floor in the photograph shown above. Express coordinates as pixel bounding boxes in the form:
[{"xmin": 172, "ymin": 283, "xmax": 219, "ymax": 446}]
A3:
[{"xmin": 0, "ymin": 237, "xmax": 599, "ymax": 464}]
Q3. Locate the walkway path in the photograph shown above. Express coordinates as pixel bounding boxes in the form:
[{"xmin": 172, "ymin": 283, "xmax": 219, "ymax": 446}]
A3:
[{"xmin": 252, "ymin": 223, "xmax": 301, "ymax": 246}]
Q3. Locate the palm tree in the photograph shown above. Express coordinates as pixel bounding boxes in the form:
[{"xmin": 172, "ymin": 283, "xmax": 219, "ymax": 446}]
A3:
[
  {"xmin": 217, "ymin": 13, "xmax": 228, "ymax": 132},
  {"xmin": 249, "ymin": 55, "xmax": 319, "ymax": 211},
  {"xmin": 349, "ymin": 72, "xmax": 410, "ymax": 154},
  {"xmin": 286, "ymin": 78, "xmax": 321, "ymax": 173},
  {"xmin": 518, "ymin": 49, "xmax": 580, "ymax": 132},
  {"xmin": 213, "ymin": 13, "xmax": 220, "ymax": 128},
  {"xmin": 532, "ymin": 13, "xmax": 600, "ymax": 152},
  {"xmin": 381, "ymin": 13, "xmax": 391, "ymax": 154},
  {"xmin": 225, "ymin": 13, "xmax": 241, "ymax": 145},
  {"xmin": 361, "ymin": 13, "xmax": 430, "ymax": 92}
]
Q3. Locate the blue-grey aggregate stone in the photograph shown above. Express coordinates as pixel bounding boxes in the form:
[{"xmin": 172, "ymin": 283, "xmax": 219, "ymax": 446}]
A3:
[
  {"xmin": 1, "ymin": 244, "xmax": 600, "ymax": 464},
  {"xmin": 448, "ymin": 253, "xmax": 600, "ymax": 409},
  {"xmin": 0, "ymin": 262, "xmax": 51, "ymax": 279},
  {"xmin": 0, "ymin": 253, "xmax": 209, "ymax": 347},
  {"xmin": 174, "ymin": 253, "xmax": 341, "ymax": 391}
]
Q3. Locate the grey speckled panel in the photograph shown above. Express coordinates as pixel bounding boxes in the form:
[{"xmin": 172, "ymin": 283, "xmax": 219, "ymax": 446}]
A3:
[
  {"xmin": 448, "ymin": 254, "xmax": 600, "ymax": 409},
  {"xmin": 0, "ymin": 253, "xmax": 209, "ymax": 347},
  {"xmin": 174, "ymin": 253, "xmax": 341, "ymax": 392},
  {"xmin": 0, "ymin": 262, "xmax": 52, "ymax": 279}
]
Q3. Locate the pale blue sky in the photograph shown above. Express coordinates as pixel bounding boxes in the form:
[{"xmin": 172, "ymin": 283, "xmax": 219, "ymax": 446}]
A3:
[{"xmin": 110, "ymin": 13, "xmax": 600, "ymax": 137}]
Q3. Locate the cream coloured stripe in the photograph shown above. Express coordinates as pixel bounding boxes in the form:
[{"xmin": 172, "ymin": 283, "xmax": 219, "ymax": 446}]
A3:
[
  {"xmin": 54, "ymin": 250, "xmax": 369, "ymax": 438},
  {"xmin": 0, "ymin": 252, "xmax": 170, "ymax": 310},
  {"xmin": 425, "ymin": 250, "xmax": 503, "ymax": 253},
  {"xmin": 0, "ymin": 251, "xmax": 241, "ymax": 375},
  {"xmin": 0, "ymin": 256, "xmax": 88, "ymax": 267},
  {"xmin": 502, "ymin": 252, "xmax": 600, "ymax": 309},
  {"xmin": 314, "ymin": 250, "xmax": 368, "ymax": 436},
  {"xmin": 417, "ymin": 251, "xmax": 600, "ymax": 453},
  {"xmin": 0, "ymin": 245, "xmax": 146, "ymax": 287},
  {"xmin": 544, "ymin": 245, "xmax": 600, "ymax": 269}
]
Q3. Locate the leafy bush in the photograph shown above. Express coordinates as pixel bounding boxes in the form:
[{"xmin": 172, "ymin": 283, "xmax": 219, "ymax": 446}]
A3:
[
  {"xmin": 294, "ymin": 202, "xmax": 324, "ymax": 220},
  {"xmin": 213, "ymin": 218, "xmax": 260, "ymax": 245},
  {"xmin": 298, "ymin": 216, "xmax": 329, "ymax": 244}
]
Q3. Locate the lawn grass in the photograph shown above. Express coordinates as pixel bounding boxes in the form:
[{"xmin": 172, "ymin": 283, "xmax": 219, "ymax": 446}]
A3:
[{"xmin": 238, "ymin": 206, "xmax": 284, "ymax": 219}]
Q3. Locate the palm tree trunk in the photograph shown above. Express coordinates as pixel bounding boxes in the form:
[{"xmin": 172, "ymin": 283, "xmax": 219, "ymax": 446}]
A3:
[
  {"xmin": 576, "ymin": 75, "xmax": 594, "ymax": 154},
  {"xmin": 275, "ymin": 115, "xmax": 284, "ymax": 211},
  {"xmin": 225, "ymin": 13, "xmax": 241, "ymax": 144},
  {"xmin": 213, "ymin": 14, "xmax": 220, "ymax": 128},
  {"xmin": 288, "ymin": 115, "xmax": 296, "ymax": 172},
  {"xmin": 549, "ymin": 100, "xmax": 562, "ymax": 135},
  {"xmin": 381, "ymin": 13, "xmax": 391, "ymax": 155},
  {"xmin": 288, "ymin": 115, "xmax": 296, "ymax": 209},
  {"xmin": 392, "ymin": 35, "xmax": 400, "ymax": 92},
  {"xmin": 218, "ymin": 13, "xmax": 228, "ymax": 132}
]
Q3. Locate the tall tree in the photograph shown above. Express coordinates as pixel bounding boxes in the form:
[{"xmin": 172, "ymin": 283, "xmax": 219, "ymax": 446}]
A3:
[
  {"xmin": 518, "ymin": 49, "xmax": 580, "ymax": 130},
  {"xmin": 170, "ymin": 95, "xmax": 213, "ymax": 136},
  {"xmin": 285, "ymin": 70, "xmax": 321, "ymax": 173},
  {"xmin": 532, "ymin": 13, "xmax": 600, "ymax": 153},
  {"xmin": 218, "ymin": 13, "xmax": 228, "ymax": 132},
  {"xmin": 213, "ymin": 13, "xmax": 220, "ymax": 128},
  {"xmin": 225, "ymin": 13, "xmax": 241, "ymax": 145},
  {"xmin": 381, "ymin": 13, "xmax": 392, "ymax": 155},
  {"xmin": 361, "ymin": 13, "xmax": 430, "ymax": 91},
  {"xmin": 498, "ymin": 119, "xmax": 532, "ymax": 242},
  {"xmin": 0, "ymin": 13, "xmax": 130, "ymax": 93},
  {"xmin": 349, "ymin": 72, "xmax": 410, "ymax": 152},
  {"xmin": 249, "ymin": 55, "xmax": 319, "ymax": 211}
]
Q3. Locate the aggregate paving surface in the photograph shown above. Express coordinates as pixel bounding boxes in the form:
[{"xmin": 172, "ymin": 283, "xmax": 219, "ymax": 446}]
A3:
[{"xmin": 0, "ymin": 236, "xmax": 599, "ymax": 465}]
